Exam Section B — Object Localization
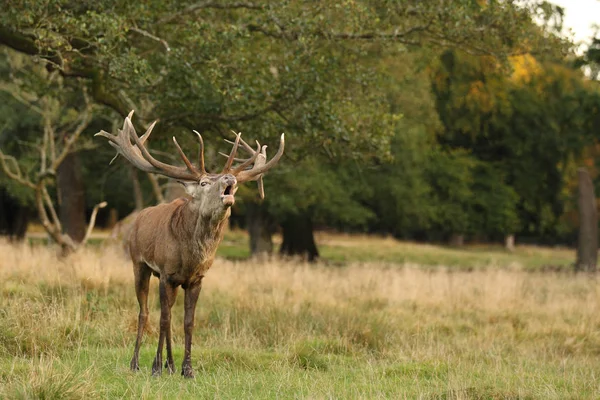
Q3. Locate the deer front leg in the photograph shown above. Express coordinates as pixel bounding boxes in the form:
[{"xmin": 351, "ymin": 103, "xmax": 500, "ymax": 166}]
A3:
[
  {"xmin": 152, "ymin": 278, "xmax": 178, "ymax": 376},
  {"xmin": 130, "ymin": 263, "xmax": 151, "ymax": 372},
  {"xmin": 164, "ymin": 284, "xmax": 178, "ymax": 375},
  {"xmin": 182, "ymin": 278, "xmax": 203, "ymax": 378}
]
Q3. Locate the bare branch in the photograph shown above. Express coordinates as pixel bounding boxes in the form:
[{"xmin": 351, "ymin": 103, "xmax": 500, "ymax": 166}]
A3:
[
  {"xmin": 34, "ymin": 182, "xmax": 72, "ymax": 252},
  {"xmin": 159, "ymin": 1, "xmax": 264, "ymax": 24},
  {"xmin": 40, "ymin": 124, "xmax": 48, "ymax": 175},
  {"xmin": 245, "ymin": 22, "xmax": 430, "ymax": 45},
  {"xmin": 42, "ymin": 185, "xmax": 62, "ymax": 233},
  {"xmin": 147, "ymin": 172, "xmax": 165, "ymax": 204},
  {"xmin": 0, "ymin": 148, "xmax": 36, "ymax": 189},
  {"xmin": 81, "ymin": 201, "xmax": 108, "ymax": 245},
  {"xmin": 326, "ymin": 24, "xmax": 431, "ymax": 41},
  {"xmin": 0, "ymin": 82, "xmax": 43, "ymax": 114},
  {"xmin": 129, "ymin": 27, "xmax": 171, "ymax": 52},
  {"xmin": 42, "ymin": 111, "xmax": 55, "ymax": 174},
  {"xmin": 52, "ymin": 91, "xmax": 94, "ymax": 170}
]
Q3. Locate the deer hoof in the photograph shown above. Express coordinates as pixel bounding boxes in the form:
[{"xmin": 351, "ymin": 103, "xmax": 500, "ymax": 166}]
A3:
[
  {"xmin": 165, "ymin": 361, "xmax": 175, "ymax": 375},
  {"xmin": 130, "ymin": 359, "xmax": 140, "ymax": 372},
  {"xmin": 151, "ymin": 360, "xmax": 162, "ymax": 376},
  {"xmin": 182, "ymin": 365, "xmax": 195, "ymax": 379}
]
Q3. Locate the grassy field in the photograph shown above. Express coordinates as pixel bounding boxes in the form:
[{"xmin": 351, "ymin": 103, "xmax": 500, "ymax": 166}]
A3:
[
  {"xmin": 218, "ymin": 230, "xmax": 576, "ymax": 271},
  {"xmin": 1, "ymin": 233, "xmax": 598, "ymax": 399}
]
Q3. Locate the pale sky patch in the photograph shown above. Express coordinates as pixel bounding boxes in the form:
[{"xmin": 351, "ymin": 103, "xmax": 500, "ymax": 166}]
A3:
[{"xmin": 551, "ymin": 0, "xmax": 600, "ymax": 53}]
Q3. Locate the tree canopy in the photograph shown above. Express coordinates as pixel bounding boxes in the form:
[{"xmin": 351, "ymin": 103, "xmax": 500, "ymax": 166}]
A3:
[{"xmin": 0, "ymin": 0, "xmax": 597, "ymax": 256}]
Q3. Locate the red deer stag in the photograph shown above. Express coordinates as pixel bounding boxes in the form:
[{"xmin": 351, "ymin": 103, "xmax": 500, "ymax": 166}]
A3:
[{"xmin": 96, "ymin": 112, "xmax": 284, "ymax": 378}]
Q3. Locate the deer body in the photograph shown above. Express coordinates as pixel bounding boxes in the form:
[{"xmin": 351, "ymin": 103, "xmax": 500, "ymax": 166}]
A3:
[
  {"xmin": 96, "ymin": 112, "xmax": 283, "ymax": 378},
  {"xmin": 130, "ymin": 192, "xmax": 230, "ymax": 284}
]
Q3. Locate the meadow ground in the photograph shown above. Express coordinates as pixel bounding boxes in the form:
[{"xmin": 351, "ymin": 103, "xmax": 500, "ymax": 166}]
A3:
[{"xmin": 1, "ymin": 232, "xmax": 599, "ymax": 399}]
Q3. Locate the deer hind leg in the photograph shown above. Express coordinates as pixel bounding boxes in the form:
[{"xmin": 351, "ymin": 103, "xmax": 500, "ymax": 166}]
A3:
[
  {"xmin": 130, "ymin": 263, "xmax": 151, "ymax": 372},
  {"xmin": 182, "ymin": 278, "xmax": 203, "ymax": 378},
  {"xmin": 152, "ymin": 277, "xmax": 178, "ymax": 376}
]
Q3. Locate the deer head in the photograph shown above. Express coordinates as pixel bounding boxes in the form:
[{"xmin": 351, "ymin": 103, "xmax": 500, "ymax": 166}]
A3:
[{"xmin": 95, "ymin": 111, "xmax": 284, "ymax": 212}]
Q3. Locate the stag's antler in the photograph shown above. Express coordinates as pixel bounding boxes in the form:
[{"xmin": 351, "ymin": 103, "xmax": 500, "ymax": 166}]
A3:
[
  {"xmin": 97, "ymin": 111, "xmax": 284, "ymax": 193},
  {"xmin": 220, "ymin": 132, "xmax": 285, "ymax": 199},
  {"xmin": 95, "ymin": 111, "xmax": 206, "ymax": 181}
]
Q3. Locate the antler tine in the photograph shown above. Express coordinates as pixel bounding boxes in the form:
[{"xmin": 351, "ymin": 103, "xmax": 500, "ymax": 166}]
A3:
[
  {"xmin": 257, "ymin": 176, "xmax": 265, "ymax": 199},
  {"xmin": 95, "ymin": 111, "xmax": 203, "ymax": 182},
  {"xmin": 223, "ymin": 132, "xmax": 242, "ymax": 173},
  {"xmin": 172, "ymin": 136, "xmax": 198, "ymax": 175},
  {"xmin": 138, "ymin": 120, "xmax": 157, "ymax": 147},
  {"xmin": 221, "ymin": 132, "xmax": 257, "ymax": 166},
  {"xmin": 95, "ymin": 120, "xmax": 159, "ymax": 174},
  {"xmin": 128, "ymin": 119, "xmax": 203, "ymax": 181},
  {"xmin": 218, "ymin": 152, "xmax": 247, "ymax": 162},
  {"xmin": 232, "ymin": 141, "xmax": 262, "ymax": 174},
  {"xmin": 235, "ymin": 134, "xmax": 285, "ymax": 183},
  {"xmin": 193, "ymin": 130, "xmax": 206, "ymax": 173},
  {"xmin": 221, "ymin": 131, "xmax": 285, "ymax": 198},
  {"xmin": 236, "ymin": 145, "xmax": 267, "ymax": 198},
  {"xmin": 225, "ymin": 132, "xmax": 255, "ymax": 154}
]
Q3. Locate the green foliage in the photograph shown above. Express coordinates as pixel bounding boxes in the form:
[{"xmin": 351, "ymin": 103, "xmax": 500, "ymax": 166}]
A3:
[
  {"xmin": 431, "ymin": 50, "xmax": 600, "ymax": 241},
  {"xmin": 470, "ymin": 163, "xmax": 520, "ymax": 236},
  {"xmin": 266, "ymin": 158, "xmax": 375, "ymax": 230},
  {"xmin": 427, "ymin": 148, "xmax": 477, "ymax": 236},
  {"xmin": 0, "ymin": 93, "xmax": 38, "ymax": 205},
  {"xmin": 578, "ymin": 37, "xmax": 600, "ymax": 81},
  {"xmin": 0, "ymin": 0, "xmax": 590, "ymax": 247}
]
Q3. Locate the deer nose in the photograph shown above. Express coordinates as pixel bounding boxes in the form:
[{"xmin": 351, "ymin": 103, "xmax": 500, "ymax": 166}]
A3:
[{"xmin": 222, "ymin": 174, "xmax": 237, "ymax": 186}]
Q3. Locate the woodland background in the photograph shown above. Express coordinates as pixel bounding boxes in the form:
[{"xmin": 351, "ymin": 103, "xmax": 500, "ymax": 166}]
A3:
[
  {"xmin": 0, "ymin": 0, "xmax": 599, "ymax": 261},
  {"xmin": 3, "ymin": 2, "xmax": 600, "ymax": 398}
]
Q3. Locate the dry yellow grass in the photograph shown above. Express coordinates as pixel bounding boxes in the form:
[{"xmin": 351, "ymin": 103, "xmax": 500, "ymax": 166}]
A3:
[{"xmin": 1, "ymin": 239, "xmax": 599, "ymax": 398}]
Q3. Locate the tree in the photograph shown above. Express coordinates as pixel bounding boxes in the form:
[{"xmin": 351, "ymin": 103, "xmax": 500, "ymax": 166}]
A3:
[
  {"xmin": 0, "ymin": 186, "xmax": 31, "ymax": 240},
  {"xmin": 431, "ymin": 49, "xmax": 600, "ymax": 244},
  {"xmin": 0, "ymin": 59, "xmax": 38, "ymax": 240},
  {"xmin": 0, "ymin": 0, "xmax": 572, "ymax": 257},
  {"xmin": 0, "ymin": 54, "xmax": 105, "ymax": 254},
  {"xmin": 576, "ymin": 168, "xmax": 598, "ymax": 272},
  {"xmin": 577, "ymin": 36, "xmax": 600, "ymax": 81}
]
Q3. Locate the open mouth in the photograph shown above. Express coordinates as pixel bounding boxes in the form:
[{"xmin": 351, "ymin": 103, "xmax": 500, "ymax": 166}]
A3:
[{"xmin": 221, "ymin": 185, "xmax": 236, "ymax": 206}]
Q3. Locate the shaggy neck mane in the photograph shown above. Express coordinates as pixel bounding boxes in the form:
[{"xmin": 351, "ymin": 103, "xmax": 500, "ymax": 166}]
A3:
[{"xmin": 169, "ymin": 198, "xmax": 229, "ymax": 260}]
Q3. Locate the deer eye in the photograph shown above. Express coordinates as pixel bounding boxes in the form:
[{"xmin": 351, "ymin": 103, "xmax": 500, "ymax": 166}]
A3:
[{"xmin": 200, "ymin": 181, "xmax": 209, "ymax": 187}]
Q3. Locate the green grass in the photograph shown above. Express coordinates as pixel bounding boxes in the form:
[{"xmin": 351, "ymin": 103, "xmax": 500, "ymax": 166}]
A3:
[
  {"xmin": 1, "ymin": 236, "xmax": 595, "ymax": 399},
  {"xmin": 219, "ymin": 230, "xmax": 575, "ymax": 271},
  {"xmin": 217, "ymin": 230, "xmax": 252, "ymax": 260},
  {"xmin": 317, "ymin": 237, "xmax": 574, "ymax": 271},
  {"xmin": 6, "ymin": 345, "xmax": 596, "ymax": 399}
]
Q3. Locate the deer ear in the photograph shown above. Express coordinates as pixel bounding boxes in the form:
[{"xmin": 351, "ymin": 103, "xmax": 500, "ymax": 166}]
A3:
[{"xmin": 179, "ymin": 181, "xmax": 199, "ymax": 197}]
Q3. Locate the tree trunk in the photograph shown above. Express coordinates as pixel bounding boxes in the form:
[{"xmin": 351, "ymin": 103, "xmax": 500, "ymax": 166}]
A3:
[
  {"xmin": 246, "ymin": 203, "xmax": 274, "ymax": 256},
  {"xmin": 106, "ymin": 208, "xmax": 119, "ymax": 230},
  {"xmin": 449, "ymin": 233, "xmax": 464, "ymax": 247},
  {"xmin": 505, "ymin": 234, "xmax": 515, "ymax": 252},
  {"xmin": 0, "ymin": 187, "xmax": 31, "ymax": 241},
  {"xmin": 12, "ymin": 206, "xmax": 29, "ymax": 240},
  {"xmin": 130, "ymin": 166, "xmax": 144, "ymax": 210},
  {"xmin": 576, "ymin": 168, "xmax": 598, "ymax": 272},
  {"xmin": 57, "ymin": 152, "xmax": 86, "ymax": 243},
  {"xmin": 280, "ymin": 214, "xmax": 319, "ymax": 262},
  {"xmin": 147, "ymin": 173, "xmax": 164, "ymax": 204}
]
